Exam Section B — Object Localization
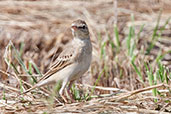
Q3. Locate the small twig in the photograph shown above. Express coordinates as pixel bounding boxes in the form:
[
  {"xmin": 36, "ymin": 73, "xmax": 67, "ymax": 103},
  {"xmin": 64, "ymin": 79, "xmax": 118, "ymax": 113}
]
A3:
[
  {"xmin": 0, "ymin": 69, "xmax": 51, "ymax": 97},
  {"xmin": 141, "ymin": 89, "xmax": 170, "ymax": 94},
  {"xmin": 16, "ymin": 74, "xmax": 41, "ymax": 77},
  {"xmin": 0, "ymin": 82, "xmax": 20, "ymax": 93},
  {"xmin": 110, "ymin": 83, "xmax": 168, "ymax": 102},
  {"xmin": 76, "ymin": 83, "xmax": 128, "ymax": 92},
  {"xmin": 122, "ymin": 108, "xmax": 171, "ymax": 114},
  {"xmin": 0, "ymin": 101, "xmax": 17, "ymax": 110}
]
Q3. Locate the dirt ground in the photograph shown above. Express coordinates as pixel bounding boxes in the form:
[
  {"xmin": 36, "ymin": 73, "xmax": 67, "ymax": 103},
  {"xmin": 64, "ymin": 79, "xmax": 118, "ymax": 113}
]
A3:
[{"xmin": 0, "ymin": 0, "xmax": 170, "ymax": 113}]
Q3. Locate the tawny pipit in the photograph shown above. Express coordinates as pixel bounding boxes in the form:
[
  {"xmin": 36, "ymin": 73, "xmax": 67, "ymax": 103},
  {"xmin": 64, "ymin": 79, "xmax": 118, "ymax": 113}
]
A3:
[{"xmin": 23, "ymin": 19, "xmax": 92, "ymax": 102}]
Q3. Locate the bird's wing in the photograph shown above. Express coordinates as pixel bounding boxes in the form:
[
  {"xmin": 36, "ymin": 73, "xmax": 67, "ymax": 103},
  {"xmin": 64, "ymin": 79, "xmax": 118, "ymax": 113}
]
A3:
[
  {"xmin": 22, "ymin": 44, "xmax": 78, "ymax": 94},
  {"xmin": 38, "ymin": 43, "xmax": 78, "ymax": 82}
]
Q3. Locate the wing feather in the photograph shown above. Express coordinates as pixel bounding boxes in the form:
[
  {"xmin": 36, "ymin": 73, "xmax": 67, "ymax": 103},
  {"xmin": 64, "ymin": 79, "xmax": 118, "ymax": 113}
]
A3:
[{"xmin": 38, "ymin": 45, "xmax": 75, "ymax": 82}]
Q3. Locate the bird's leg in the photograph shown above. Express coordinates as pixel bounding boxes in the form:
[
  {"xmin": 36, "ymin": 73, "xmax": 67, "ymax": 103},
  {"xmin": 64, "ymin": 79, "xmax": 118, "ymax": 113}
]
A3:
[
  {"xmin": 66, "ymin": 80, "xmax": 76, "ymax": 102},
  {"xmin": 59, "ymin": 79, "xmax": 68, "ymax": 103}
]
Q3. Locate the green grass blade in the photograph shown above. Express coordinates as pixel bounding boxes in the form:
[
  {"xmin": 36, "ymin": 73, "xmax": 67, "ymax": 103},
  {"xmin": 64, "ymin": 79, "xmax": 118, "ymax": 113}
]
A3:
[
  {"xmin": 100, "ymin": 41, "xmax": 107, "ymax": 59},
  {"xmin": 19, "ymin": 79, "xmax": 24, "ymax": 93},
  {"xmin": 127, "ymin": 26, "xmax": 132, "ymax": 55},
  {"xmin": 10, "ymin": 41, "xmax": 28, "ymax": 74},
  {"xmin": 137, "ymin": 24, "xmax": 145, "ymax": 40},
  {"xmin": 72, "ymin": 85, "xmax": 81, "ymax": 100},
  {"xmin": 88, "ymin": 69, "xmax": 105, "ymax": 100},
  {"xmin": 145, "ymin": 62, "xmax": 157, "ymax": 101},
  {"xmin": 131, "ymin": 59, "xmax": 143, "ymax": 82},
  {"xmin": 159, "ymin": 17, "xmax": 170, "ymax": 34},
  {"xmin": 3, "ymin": 88, "xmax": 6, "ymax": 100},
  {"xmin": 114, "ymin": 25, "xmax": 120, "ymax": 50},
  {"xmin": 30, "ymin": 60, "xmax": 42, "ymax": 77},
  {"xmin": 28, "ymin": 61, "xmax": 33, "ymax": 75},
  {"xmin": 19, "ymin": 42, "xmax": 24, "ymax": 57},
  {"xmin": 107, "ymin": 33, "xmax": 115, "ymax": 52},
  {"xmin": 146, "ymin": 10, "xmax": 162, "ymax": 54}
]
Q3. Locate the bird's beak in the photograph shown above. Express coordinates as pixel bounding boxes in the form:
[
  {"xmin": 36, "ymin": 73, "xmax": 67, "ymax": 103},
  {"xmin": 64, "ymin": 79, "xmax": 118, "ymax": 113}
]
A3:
[{"xmin": 71, "ymin": 25, "xmax": 77, "ymax": 31}]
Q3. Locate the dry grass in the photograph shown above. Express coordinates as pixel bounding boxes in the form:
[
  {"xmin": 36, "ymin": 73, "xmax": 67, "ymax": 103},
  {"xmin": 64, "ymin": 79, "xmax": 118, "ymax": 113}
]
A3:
[{"xmin": 0, "ymin": 0, "xmax": 171, "ymax": 113}]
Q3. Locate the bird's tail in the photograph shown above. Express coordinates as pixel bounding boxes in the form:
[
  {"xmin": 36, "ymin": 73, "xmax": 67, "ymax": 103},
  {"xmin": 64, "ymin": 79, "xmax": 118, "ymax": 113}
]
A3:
[{"xmin": 22, "ymin": 77, "xmax": 55, "ymax": 95}]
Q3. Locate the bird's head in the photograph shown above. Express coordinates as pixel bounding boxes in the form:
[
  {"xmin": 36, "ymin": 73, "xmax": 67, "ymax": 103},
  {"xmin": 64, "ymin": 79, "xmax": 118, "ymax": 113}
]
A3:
[{"xmin": 71, "ymin": 19, "xmax": 89, "ymax": 40}]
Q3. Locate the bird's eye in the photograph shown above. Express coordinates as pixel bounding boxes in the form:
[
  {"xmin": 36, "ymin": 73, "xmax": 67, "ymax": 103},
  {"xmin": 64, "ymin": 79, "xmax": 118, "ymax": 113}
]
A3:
[
  {"xmin": 78, "ymin": 25, "xmax": 86, "ymax": 29},
  {"xmin": 82, "ymin": 25, "xmax": 86, "ymax": 29}
]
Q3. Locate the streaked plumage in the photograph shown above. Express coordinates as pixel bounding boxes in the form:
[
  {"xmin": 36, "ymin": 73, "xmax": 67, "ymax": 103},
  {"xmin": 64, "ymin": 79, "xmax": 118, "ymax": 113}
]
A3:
[{"xmin": 23, "ymin": 19, "xmax": 92, "ymax": 102}]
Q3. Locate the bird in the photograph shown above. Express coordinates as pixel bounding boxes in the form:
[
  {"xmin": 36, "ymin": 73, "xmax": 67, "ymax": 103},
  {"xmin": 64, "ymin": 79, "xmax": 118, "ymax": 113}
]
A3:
[{"xmin": 22, "ymin": 19, "xmax": 92, "ymax": 102}]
